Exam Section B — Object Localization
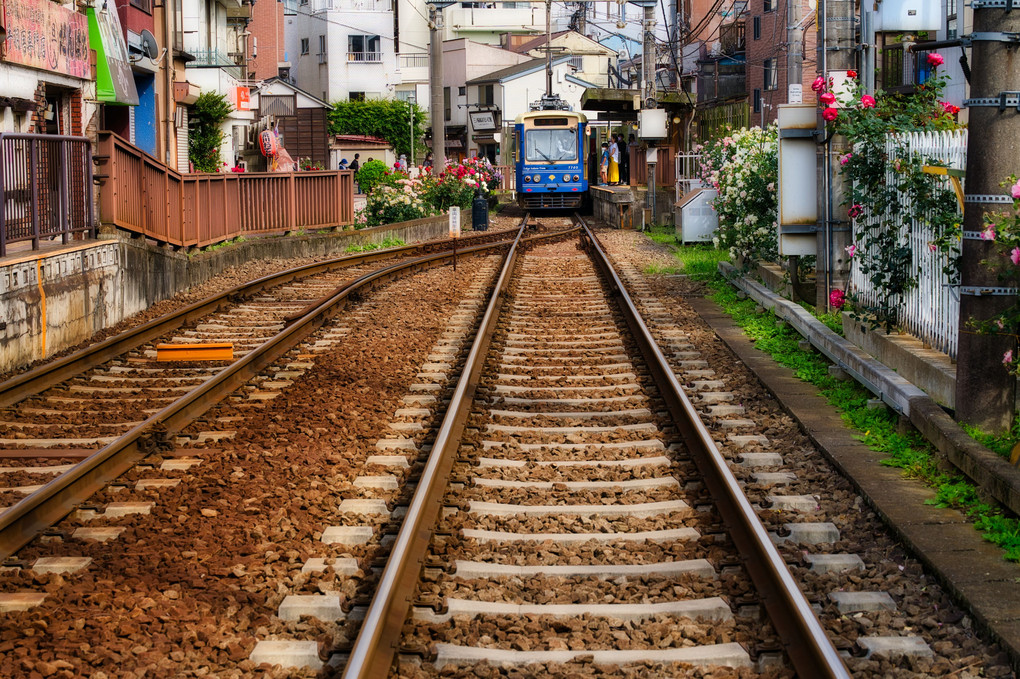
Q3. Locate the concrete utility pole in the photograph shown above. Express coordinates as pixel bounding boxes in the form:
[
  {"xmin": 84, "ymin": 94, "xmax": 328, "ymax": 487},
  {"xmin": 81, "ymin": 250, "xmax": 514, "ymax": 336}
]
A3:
[
  {"xmin": 546, "ymin": 0, "xmax": 553, "ymax": 97},
  {"xmin": 955, "ymin": 8, "xmax": 1020, "ymax": 431},
  {"xmin": 786, "ymin": 0, "xmax": 802, "ymax": 94},
  {"xmin": 429, "ymin": 3, "xmax": 451, "ymax": 171},
  {"xmin": 815, "ymin": 0, "xmax": 856, "ymax": 309}
]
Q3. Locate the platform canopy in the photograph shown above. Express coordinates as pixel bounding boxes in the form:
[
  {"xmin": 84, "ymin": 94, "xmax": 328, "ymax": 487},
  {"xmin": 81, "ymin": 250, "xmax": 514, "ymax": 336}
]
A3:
[{"xmin": 581, "ymin": 89, "xmax": 694, "ymax": 114}]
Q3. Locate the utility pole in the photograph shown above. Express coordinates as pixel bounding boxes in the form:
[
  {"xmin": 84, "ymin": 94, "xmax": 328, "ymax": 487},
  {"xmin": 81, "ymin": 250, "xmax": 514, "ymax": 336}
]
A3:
[
  {"xmin": 429, "ymin": 2, "xmax": 453, "ymax": 171},
  {"xmin": 955, "ymin": 7, "xmax": 1020, "ymax": 431},
  {"xmin": 786, "ymin": 0, "xmax": 802, "ymax": 97},
  {"xmin": 546, "ymin": 0, "xmax": 553, "ymax": 97},
  {"xmin": 642, "ymin": 1, "xmax": 656, "ymax": 223},
  {"xmin": 815, "ymin": 0, "xmax": 856, "ymax": 308}
]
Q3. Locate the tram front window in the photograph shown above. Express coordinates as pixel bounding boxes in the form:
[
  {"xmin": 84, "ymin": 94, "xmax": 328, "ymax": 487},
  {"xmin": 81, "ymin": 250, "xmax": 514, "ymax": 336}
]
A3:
[{"xmin": 525, "ymin": 129, "xmax": 577, "ymax": 163}]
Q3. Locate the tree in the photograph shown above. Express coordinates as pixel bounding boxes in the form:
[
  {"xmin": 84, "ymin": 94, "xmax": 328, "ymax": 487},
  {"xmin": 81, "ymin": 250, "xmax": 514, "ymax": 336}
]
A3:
[
  {"xmin": 189, "ymin": 92, "xmax": 233, "ymax": 173},
  {"xmin": 328, "ymin": 99, "xmax": 426, "ymax": 160}
]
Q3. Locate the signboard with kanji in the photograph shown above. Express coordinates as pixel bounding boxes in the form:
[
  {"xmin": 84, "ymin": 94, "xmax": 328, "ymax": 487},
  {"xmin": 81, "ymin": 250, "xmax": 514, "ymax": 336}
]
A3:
[{"xmin": 1, "ymin": 0, "xmax": 90, "ymax": 79}]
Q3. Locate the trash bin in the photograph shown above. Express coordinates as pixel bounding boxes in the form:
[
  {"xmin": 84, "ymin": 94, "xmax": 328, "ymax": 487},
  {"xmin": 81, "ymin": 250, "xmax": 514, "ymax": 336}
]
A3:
[{"xmin": 472, "ymin": 194, "xmax": 489, "ymax": 231}]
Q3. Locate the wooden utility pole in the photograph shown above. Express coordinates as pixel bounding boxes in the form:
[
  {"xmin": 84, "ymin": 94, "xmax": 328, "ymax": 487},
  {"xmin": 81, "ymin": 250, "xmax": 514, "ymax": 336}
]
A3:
[{"xmin": 955, "ymin": 7, "xmax": 1020, "ymax": 431}]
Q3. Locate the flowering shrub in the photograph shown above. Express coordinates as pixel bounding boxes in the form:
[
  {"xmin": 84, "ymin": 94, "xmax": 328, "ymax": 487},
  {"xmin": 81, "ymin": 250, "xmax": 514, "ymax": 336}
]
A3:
[
  {"xmin": 695, "ymin": 125, "xmax": 778, "ymax": 265},
  {"xmin": 357, "ymin": 157, "xmax": 503, "ymax": 228},
  {"xmin": 360, "ymin": 174, "xmax": 437, "ymax": 227},
  {"xmin": 969, "ymin": 176, "xmax": 1020, "ymax": 374},
  {"xmin": 819, "ymin": 64, "xmax": 963, "ymax": 329}
]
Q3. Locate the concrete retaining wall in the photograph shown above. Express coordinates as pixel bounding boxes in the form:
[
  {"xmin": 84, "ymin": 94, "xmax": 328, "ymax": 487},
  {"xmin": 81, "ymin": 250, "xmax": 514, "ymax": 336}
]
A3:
[{"xmin": 0, "ymin": 216, "xmax": 449, "ymax": 374}]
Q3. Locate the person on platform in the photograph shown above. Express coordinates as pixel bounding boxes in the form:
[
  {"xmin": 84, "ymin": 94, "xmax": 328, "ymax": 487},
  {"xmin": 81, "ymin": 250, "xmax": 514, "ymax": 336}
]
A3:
[
  {"xmin": 617, "ymin": 134, "xmax": 629, "ymax": 185},
  {"xmin": 349, "ymin": 154, "xmax": 360, "ymax": 173},
  {"xmin": 599, "ymin": 142, "xmax": 609, "ymax": 185},
  {"xmin": 339, "ymin": 158, "xmax": 349, "ymax": 171},
  {"xmin": 608, "ymin": 135, "xmax": 620, "ymax": 185}
]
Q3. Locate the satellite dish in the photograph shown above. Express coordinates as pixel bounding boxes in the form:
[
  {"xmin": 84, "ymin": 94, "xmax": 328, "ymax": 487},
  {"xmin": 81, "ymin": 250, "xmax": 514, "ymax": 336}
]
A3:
[{"xmin": 140, "ymin": 30, "xmax": 159, "ymax": 60}]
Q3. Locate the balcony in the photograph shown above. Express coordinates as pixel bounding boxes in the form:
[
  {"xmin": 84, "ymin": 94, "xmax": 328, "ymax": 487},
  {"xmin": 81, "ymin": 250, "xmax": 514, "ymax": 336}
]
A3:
[
  {"xmin": 697, "ymin": 60, "xmax": 746, "ymax": 103},
  {"xmin": 348, "ymin": 51, "xmax": 382, "ymax": 63},
  {"xmin": 719, "ymin": 21, "xmax": 745, "ymax": 56},
  {"xmin": 444, "ymin": 5, "xmax": 544, "ymax": 37},
  {"xmin": 187, "ymin": 48, "xmax": 243, "ymax": 80},
  {"xmin": 400, "ymin": 53, "xmax": 429, "ymax": 69},
  {"xmin": 310, "ymin": 0, "xmax": 391, "ymax": 11}
]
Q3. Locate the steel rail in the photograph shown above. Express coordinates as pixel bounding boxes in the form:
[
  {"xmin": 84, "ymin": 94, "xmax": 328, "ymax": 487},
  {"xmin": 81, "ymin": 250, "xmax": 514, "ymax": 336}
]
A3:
[
  {"xmin": 578, "ymin": 219, "xmax": 850, "ymax": 678},
  {"xmin": 0, "ymin": 229, "xmax": 518, "ymax": 410},
  {"xmin": 340, "ymin": 216, "xmax": 535, "ymax": 679},
  {"xmin": 0, "ymin": 236, "xmax": 521, "ymax": 560}
]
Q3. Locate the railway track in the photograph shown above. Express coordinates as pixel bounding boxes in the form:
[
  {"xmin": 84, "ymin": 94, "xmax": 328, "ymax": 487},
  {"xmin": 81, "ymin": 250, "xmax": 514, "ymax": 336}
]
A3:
[
  {"xmin": 341, "ymin": 219, "xmax": 849, "ymax": 678},
  {"xmin": 0, "ymin": 213, "xmax": 1007, "ymax": 677},
  {"xmin": 0, "ymin": 225, "xmax": 533, "ymax": 559}
]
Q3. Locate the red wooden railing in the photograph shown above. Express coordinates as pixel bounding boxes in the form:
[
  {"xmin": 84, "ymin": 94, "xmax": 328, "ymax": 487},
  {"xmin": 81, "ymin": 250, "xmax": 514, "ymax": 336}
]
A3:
[{"xmin": 97, "ymin": 132, "xmax": 354, "ymax": 248}]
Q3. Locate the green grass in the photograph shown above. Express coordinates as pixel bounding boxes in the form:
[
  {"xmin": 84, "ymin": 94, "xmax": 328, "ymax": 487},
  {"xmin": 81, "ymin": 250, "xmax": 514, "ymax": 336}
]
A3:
[
  {"xmin": 641, "ymin": 231, "xmax": 1020, "ymax": 560},
  {"xmin": 705, "ymin": 278, "xmax": 1020, "ymax": 562},
  {"xmin": 643, "ymin": 225, "xmax": 728, "ymax": 280},
  {"xmin": 344, "ymin": 237, "xmax": 406, "ymax": 254}
]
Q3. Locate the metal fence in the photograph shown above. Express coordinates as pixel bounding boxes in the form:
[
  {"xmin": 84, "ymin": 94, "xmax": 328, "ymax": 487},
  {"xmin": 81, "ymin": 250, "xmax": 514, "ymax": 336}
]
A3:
[
  {"xmin": 97, "ymin": 132, "xmax": 355, "ymax": 248},
  {"xmin": 850, "ymin": 129, "xmax": 967, "ymax": 358},
  {"xmin": 675, "ymin": 152, "xmax": 703, "ymax": 200},
  {"xmin": 0, "ymin": 133, "xmax": 95, "ymax": 257}
]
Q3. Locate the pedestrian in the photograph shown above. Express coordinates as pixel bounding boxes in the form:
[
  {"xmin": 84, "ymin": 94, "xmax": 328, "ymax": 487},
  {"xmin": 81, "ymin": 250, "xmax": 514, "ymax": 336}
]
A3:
[
  {"xmin": 599, "ymin": 142, "xmax": 609, "ymax": 185},
  {"xmin": 617, "ymin": 134, "xmax": 629, "ymax": 185},
  {"xmin": 423, "ymin": 152, "xmax": 433, "ymax": 170},
  {"xmin": 349, "ymin": 153, "xmax": 360, "ymax": 172},
  {"xmin": 339, "ymin": 158, "xmax": 349, "ymax": 171},
  {"xmin": 608, "ymin": 135, "xmax": 620, "ymax": 185},
  {"xmin": 396, "ymin": 154, "xmax": 408, "ymax": 172}
]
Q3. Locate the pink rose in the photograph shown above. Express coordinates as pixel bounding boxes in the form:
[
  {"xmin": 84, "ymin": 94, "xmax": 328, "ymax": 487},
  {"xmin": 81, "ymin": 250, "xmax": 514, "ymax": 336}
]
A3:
[
  {"xmin": 1004, "ymin": 349, "xmax": 1014, "ymax": 365},
  {"xmin": 927, "ymin": 52, "xmax": 944, "ymax": 67},
  {"xmin": 1011, "ymin": 179, "xmax": 1020, "ymax": 199},
  {"xmin": 819, "ymin": 92, "xmax": 836, "ymax": 105},
  {"xmin": 928, "ymin": 242, "xmax": 937, "ymax": 252},
  {"xmin": 1011, "ymin": 247, "xmax": 1020, "ymax": 266},
  {"xmin": 847, "ymin": 204, "xmax": 863, "ymax": 219},
  {"xmin": 942, "ymin": 102, "xmax": 960, "ymax": 115},
  {"xmin": 845, "ymin": 244, "xmax": 858, "ymax": 259},
  {"xmin": 981, "ymin": 227, "xmax": 997, "ymax": 241},
  {"xmin": 829, "ymin": 289, "xmax": 846, "ymax": 309},
  {"xmin": 811, "ymin": 76, "xmax": 826, "ymax": 92},
  {"xmin": 822, "ymin": 107, "xmax": 839, "ymax": 122},
  {"xmin": 860, "ymin": 95, "xmax": 876, "ymax": 108},
  {"xmin": 839, "ymin": 153, "xmax": 853, "ymax": 166}
]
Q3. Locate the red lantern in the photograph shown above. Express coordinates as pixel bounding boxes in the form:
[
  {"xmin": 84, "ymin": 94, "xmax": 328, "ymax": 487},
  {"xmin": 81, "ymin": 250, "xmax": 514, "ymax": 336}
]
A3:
[{"xmin": 259, "ymin": 130, "xmax": 278, "ymax": 157}]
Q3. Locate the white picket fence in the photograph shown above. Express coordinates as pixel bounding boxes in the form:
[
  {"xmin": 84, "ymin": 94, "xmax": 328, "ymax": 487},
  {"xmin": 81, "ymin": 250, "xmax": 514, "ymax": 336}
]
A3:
[{"xmin": 849, "ymin": 129, "xmax": 967, "ymax": 358}]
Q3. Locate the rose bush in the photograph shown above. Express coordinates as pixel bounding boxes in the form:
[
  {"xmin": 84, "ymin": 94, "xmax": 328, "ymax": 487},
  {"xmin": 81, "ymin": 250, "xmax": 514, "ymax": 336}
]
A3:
[
  {"xmin": 818, "ymin": 64, "xmax": 964, "ymax": 329},
  {"xmin": 695, "ymin": 125, "xmax": 778, "ymax": 265}
]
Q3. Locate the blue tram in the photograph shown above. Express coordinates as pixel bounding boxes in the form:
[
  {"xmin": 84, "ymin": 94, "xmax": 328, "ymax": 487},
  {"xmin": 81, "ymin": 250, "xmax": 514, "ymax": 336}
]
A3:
[{"xmin": 514, "ymin": 110, "xmax": 589, "ymax": 210}]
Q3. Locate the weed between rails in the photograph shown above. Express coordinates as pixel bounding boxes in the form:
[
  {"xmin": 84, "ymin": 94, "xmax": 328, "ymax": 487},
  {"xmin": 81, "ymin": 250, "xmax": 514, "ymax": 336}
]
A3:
[{"xmin": 344, "ymin": 237, "xmax": 407, "ymax": 254}]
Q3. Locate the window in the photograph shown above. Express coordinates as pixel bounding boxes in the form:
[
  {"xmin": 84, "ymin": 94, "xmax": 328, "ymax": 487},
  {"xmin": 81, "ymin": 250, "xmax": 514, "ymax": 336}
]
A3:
[
  {"xmin": 173, "ymin": 0, "xmax": 184, "ymax": 51},
  {"xmin": 348, "ymin": 35, "xmax": 381, "ymax": 62},
  {"xmin": 569, "ymin": 55, "xmax": 583, "ymax": 70},
  {"xmin": 525, "ymin": 129, "xmax": 577, "ymax": 162},
  {"xmin": 444, "ymin": 87, "xmax": 451, "ymax": 121},
  {"xmin": 129, "ymin": 0, "xmax": 152, "ymax": 13},
  {"xmin": 753, "ymin": 88, "xmax": 762, "ymax": 113},
  {"xmin": 764, "ymin": 58, "xmax": 778, "ymax": 90},
  {"xmin": 349, "ymin": 92, "xmax": 366, "ymax": 101},
  {"xmin": 396, "ymin": 90, "xmax": 415, "ymax": 102},
  {"xmin": 300, "ymin": 38, "xmax": 309, "ymax": 55},
  {"xmin": 947, "ymin": 0, "xmax": 958, "ymax": 39},
  {"xmin": 318, "ymin": 35, "xmax": 327, "ymax": 63},
  {"xmin": 478, "ymin": 84, "xmax": 494, "ymax": 106},
  {"xmin": 753, "ymin": 16, "xmax": 760, "ymax": 40},
  {"xmin": 763, "ymin": 0, "xmax": 773, "ymax": 12},
  {"xmin": 458, "ymin": 86, "xmax": 466, "ymax": 96}
]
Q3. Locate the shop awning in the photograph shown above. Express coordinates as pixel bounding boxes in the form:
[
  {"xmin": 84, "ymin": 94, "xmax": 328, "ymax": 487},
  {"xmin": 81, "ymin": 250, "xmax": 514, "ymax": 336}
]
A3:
[
  {"xmin": 87, "ymin": 3, "xmax": 139, "ymax": 106},
  {"xmin": 425, "ymin": 139, "xmax": 464, "ymax": 149}
]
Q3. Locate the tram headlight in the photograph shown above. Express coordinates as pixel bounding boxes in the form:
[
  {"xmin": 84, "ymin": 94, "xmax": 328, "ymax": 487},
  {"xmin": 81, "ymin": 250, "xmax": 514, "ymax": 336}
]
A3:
[
  {"xmin": 524, "ymin": 175, "xmax": 531, "ymax": 183},
  {"xmin": 563, "ymin": 174, "xmax": 571, "ymax": 182},
  {"xmin": 572, "ymin": 174, "xmax": 580, "ymax": 182},
  {"xmin": 533, "ymin": 174, "xmax": 541, "ymax": 183}
]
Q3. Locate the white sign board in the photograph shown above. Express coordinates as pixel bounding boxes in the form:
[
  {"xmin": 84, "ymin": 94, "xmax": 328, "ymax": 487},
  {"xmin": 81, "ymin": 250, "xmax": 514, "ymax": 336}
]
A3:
[
  {"xmin": 449, "ymin": 207, "xmax": 461, "ymax": 239},
  {"xmin": 788, "ymin": 84, "xmax": 803, "ymax": 104},
  {"xmin": 777, "ymin": 104, "xmax": 818, "ymax": 256},
  {"xmin": 469, "ymin": 111, "xmax": 497, "ymax": 131}
]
